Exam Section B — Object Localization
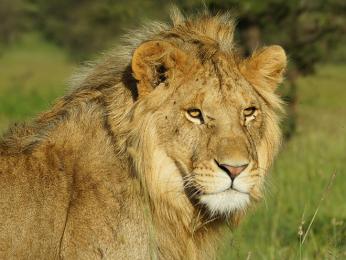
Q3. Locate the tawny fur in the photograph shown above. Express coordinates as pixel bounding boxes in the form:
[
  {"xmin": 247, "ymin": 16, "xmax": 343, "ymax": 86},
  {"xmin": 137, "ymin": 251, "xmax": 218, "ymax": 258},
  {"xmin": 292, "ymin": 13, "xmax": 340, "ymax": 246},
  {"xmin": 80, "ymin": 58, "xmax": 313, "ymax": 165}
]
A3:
[{"xmin": 0, "ymin": 9, "xmax": 286, "ymax": 259}]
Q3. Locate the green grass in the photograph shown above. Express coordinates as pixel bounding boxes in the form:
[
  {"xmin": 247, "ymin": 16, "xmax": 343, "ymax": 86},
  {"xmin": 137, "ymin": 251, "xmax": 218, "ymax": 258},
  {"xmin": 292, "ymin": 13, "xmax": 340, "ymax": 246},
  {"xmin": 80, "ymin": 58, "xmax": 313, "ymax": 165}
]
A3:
[
  {"xmin": 0, "ymin": 34, "xmax": 345, "ymax": 259},
  {"xmin": 0, "ymin": 33, "xmax": 74, "ymax": 131}
]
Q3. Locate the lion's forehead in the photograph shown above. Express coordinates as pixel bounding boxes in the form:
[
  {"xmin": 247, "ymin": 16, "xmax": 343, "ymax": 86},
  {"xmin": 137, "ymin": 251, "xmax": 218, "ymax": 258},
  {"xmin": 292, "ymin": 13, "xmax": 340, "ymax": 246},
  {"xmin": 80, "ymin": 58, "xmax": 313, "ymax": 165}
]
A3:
[{"xmin": 180, "ymin": 63, "xmax": 258, "ymax": 111}]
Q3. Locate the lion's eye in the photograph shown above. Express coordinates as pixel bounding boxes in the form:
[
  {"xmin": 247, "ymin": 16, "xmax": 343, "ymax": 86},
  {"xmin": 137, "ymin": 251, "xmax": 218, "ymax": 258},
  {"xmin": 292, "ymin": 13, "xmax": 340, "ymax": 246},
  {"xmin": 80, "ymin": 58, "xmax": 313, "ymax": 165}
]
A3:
[
  {"xmin": 244, "ymin": 107, "xmax": 256, "ymax": 117},
  {"xmin": 243, "ymin": 106, "xmax": 257, "ymax": 125},
  {"xmin": 185, "ymin": 108, "xmax": 204, "ymax": 124},
  {"xmin": 188, "ymin": 109, "xmax": 201, "ymax": 118}
]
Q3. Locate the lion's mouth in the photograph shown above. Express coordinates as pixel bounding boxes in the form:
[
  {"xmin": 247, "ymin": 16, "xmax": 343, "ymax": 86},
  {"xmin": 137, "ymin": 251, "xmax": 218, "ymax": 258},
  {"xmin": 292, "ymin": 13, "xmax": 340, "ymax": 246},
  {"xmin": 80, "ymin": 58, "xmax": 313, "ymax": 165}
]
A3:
[
  {"xmin": 198, "ymin": 188, "xmax": 251, "ymax": 215},
  {"xmin": 227, "ymin": 187, "xmax": 249, "ymax": 195},
  {"xmin": 201, "ymin": 187, "xmax": 249, "ymax": 196}
]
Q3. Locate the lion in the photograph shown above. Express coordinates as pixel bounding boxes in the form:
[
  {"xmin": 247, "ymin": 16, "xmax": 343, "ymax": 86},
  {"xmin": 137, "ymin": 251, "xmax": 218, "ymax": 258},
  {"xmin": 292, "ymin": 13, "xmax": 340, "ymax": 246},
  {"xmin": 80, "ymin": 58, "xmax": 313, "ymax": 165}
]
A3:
[{"xmin": 0, "ymin": 8, "xmax": 286, "ymax": 260}]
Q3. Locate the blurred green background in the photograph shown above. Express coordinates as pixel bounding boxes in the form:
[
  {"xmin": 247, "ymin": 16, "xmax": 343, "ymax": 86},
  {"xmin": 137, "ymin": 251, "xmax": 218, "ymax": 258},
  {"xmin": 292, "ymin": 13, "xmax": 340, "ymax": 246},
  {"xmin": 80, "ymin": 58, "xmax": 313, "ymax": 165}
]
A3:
[{"xmin": 0, "ymin": 0, "xmax": 345, "ymax": 259}]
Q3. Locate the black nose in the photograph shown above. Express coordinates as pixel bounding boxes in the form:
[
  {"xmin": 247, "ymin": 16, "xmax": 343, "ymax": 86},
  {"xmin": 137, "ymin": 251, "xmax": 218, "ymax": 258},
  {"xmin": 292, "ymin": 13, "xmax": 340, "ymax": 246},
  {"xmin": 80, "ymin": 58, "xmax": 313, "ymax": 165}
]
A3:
[{"xmin": 218, "ymin": 163, "xmax": 249, "ymax": 180}]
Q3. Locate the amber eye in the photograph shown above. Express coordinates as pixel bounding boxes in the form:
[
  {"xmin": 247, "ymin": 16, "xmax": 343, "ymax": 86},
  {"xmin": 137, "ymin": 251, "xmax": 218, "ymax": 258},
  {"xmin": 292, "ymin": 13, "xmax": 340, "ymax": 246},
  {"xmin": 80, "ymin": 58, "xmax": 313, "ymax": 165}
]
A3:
[
  {"xmin": 188, "ymin": 108, "xmax": 202, "ymax": 118},
  {"xmin": 244, "ymin": 107, "xmax": 257, "ymax": 117},
  {"xmin": 186, "ymin": 108, "xmax": 204, "ymax": 124}
]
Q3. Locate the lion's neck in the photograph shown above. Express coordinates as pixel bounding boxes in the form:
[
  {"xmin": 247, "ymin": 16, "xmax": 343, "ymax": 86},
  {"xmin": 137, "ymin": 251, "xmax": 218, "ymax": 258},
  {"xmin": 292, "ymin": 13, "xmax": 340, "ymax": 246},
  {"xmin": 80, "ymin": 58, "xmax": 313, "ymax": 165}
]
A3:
[
  {"xmin": 135, "ymin": 148, "xmax": 222, "ymax": 259},
  {"xmin": 148, "ymin": 200, "xmax": 223, "ymax": 259}
]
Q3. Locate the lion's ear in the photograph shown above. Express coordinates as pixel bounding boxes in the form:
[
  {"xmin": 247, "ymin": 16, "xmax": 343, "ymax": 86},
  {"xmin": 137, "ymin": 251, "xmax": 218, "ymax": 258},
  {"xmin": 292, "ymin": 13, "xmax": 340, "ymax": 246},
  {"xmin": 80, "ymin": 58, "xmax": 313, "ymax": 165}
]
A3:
[
  {"xmin": 131, "ymin": 40, "xmax": 188, "ymax": 97},
  {"xmin": 240, "ymin": 45, "xmax": 287, "ymax": 92}
]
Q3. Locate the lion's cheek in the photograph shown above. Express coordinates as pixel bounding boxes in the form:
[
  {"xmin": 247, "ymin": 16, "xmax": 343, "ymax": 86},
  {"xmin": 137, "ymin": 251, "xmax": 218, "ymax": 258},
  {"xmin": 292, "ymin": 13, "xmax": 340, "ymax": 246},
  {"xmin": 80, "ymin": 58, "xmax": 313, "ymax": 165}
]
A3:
[{"xmin": 145, "ymin": 149, "xmax": 193, "ymax": 214}]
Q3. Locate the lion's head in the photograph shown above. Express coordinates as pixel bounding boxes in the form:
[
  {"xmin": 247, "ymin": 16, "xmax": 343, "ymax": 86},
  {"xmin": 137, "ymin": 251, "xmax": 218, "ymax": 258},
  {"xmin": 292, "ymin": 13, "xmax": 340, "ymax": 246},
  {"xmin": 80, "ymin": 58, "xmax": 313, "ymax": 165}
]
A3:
[{"xmin": 104, "ymin": 11, "xmax": 286, "ymax": 220}]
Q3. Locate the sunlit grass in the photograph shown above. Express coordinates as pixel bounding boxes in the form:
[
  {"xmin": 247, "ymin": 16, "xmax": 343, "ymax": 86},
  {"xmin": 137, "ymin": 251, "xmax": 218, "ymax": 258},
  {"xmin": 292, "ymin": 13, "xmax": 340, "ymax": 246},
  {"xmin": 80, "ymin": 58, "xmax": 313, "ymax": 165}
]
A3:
[{"xmin": 0, "ymin": 33, "xmax": 74, "ymax": 130}]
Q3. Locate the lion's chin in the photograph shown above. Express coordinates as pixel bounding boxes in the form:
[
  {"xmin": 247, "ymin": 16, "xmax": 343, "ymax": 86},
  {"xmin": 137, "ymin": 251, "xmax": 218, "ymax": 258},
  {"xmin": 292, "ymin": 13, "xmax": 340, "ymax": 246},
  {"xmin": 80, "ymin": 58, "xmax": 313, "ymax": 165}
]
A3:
[{"xmin": 199, "ymin": 189, "xmax": 250, "ymax": 216}]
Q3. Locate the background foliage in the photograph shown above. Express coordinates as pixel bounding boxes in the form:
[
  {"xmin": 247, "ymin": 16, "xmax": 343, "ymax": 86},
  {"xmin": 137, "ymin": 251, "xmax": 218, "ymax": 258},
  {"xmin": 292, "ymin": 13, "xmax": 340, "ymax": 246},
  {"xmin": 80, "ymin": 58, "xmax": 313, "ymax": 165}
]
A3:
[{"xmin": 0, "ymin": 0, "xmax": 345, "ymax": 259}]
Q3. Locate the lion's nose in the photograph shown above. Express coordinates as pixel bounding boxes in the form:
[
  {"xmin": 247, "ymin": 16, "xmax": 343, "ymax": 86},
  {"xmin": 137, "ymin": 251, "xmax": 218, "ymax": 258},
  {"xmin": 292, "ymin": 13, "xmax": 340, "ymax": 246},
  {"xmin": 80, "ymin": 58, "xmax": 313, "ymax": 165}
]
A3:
[{"xmin": 218, "ymin": 163, "xmax": 249, "ymax": 180}]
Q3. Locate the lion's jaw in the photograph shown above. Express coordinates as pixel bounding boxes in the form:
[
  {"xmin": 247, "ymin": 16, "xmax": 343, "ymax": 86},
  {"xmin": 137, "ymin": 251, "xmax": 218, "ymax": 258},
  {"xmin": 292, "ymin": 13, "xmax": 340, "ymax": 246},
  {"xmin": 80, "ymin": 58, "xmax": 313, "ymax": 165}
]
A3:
[
  {"xmin": 143, "ymin": 148, "xmax": 254, "ymax": 217},
  {"xmin": 142, "ymin": 147, "xmax": 262, "ymax": 218}
]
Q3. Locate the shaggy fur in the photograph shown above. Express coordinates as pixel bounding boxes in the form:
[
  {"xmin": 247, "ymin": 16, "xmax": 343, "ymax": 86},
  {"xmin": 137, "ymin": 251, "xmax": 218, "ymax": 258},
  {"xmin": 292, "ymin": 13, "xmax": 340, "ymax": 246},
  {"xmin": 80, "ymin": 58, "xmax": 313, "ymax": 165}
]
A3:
[{"xmin": 0, "ymin": 9, "xmax": 286, "ymax": 259}]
